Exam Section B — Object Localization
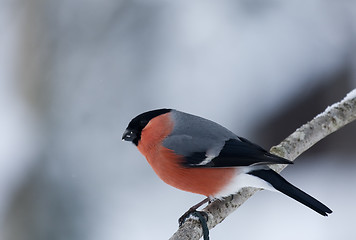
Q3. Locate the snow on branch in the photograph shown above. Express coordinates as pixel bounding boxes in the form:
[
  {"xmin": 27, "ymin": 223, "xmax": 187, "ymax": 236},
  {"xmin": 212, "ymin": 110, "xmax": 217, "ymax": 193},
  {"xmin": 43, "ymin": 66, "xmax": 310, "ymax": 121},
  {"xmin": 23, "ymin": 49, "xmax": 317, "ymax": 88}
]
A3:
[{"xmin": 170, "ymin": 89, "xmax": 356, "ymax": 240}]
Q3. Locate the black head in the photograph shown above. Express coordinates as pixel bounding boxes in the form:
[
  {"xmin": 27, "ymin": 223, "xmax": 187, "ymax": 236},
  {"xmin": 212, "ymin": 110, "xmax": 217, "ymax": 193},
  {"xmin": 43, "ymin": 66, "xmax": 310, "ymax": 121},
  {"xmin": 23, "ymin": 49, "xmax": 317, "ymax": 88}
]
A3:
[{"xmin": 122, "ymin": 108, "xmax": 172, "ymax": 145}]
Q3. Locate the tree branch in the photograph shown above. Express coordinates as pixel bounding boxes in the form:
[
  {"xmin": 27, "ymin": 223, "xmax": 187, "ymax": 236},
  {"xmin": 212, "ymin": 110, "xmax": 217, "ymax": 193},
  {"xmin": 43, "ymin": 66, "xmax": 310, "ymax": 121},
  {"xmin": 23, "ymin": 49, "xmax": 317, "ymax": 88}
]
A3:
[{"xmin": 170, "ymin": 89, "xmax": 356, "ymax": 240}]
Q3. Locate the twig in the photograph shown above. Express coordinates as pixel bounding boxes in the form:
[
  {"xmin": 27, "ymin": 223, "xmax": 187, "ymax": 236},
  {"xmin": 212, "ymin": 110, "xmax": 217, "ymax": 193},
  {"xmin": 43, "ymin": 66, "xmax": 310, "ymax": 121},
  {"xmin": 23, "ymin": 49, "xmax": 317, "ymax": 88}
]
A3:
[{"xmin": 170, "ymin": 89, "xmax": 356, "ymax": 240}]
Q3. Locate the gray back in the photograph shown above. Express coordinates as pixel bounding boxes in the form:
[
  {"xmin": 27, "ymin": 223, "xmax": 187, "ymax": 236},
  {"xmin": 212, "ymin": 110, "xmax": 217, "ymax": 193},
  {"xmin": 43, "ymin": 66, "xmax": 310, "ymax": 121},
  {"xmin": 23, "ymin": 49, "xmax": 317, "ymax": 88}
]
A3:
[{"xmin": 162, "ymin": 110, "xmax": 239, "ymax": 157}]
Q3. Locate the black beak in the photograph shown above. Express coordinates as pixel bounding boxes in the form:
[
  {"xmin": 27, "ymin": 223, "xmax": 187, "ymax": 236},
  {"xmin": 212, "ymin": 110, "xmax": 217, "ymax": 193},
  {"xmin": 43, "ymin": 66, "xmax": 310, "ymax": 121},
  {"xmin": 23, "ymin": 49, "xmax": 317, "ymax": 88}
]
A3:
[{"xmin": 122, "ymin": 129, "xmax": 136, "ymax": 142}]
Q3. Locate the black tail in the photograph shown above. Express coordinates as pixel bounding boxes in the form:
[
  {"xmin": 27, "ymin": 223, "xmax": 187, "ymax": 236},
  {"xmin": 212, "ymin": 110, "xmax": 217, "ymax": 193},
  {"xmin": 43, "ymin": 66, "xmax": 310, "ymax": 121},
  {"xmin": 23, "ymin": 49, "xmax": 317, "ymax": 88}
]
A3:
[{"xmin": 248, "ymin": 169, "xmax": 332, "ymax": 216}]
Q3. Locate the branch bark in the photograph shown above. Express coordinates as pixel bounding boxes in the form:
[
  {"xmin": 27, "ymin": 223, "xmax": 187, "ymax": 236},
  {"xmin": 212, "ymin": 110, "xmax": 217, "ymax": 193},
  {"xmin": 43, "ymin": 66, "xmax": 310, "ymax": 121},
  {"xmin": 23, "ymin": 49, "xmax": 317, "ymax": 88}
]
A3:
[{"xmin": 170, "ymin": 89, "xmax": 356, "ymax": 240}]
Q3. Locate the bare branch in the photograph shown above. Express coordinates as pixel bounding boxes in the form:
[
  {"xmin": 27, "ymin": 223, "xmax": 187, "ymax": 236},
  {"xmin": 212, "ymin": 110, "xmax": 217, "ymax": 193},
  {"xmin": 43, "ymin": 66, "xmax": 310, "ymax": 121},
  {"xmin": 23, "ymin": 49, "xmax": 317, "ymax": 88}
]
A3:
[{"xmin": 170, "ymin": 89, "xmax": 356, "ymax": 240}]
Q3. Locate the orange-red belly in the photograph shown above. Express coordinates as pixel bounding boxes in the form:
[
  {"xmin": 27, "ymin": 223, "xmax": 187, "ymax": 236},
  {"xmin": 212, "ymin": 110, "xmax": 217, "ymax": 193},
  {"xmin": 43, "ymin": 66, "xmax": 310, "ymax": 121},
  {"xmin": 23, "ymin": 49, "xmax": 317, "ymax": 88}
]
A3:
[
  {"xmin": 150, "ymin": 147, "xmax": 236, "ymax": 196},
  {"xmin": 137, "ymin": 112, "xmax": 236, "ymax": 196}
]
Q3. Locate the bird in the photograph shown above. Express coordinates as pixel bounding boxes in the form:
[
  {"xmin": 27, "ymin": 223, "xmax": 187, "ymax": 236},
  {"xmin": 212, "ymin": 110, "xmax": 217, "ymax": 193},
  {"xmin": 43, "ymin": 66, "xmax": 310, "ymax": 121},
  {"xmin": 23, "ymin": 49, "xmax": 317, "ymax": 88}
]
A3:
[{"xmin": 122, "ymin": 108, "xmax": 332, "ymax": 224}]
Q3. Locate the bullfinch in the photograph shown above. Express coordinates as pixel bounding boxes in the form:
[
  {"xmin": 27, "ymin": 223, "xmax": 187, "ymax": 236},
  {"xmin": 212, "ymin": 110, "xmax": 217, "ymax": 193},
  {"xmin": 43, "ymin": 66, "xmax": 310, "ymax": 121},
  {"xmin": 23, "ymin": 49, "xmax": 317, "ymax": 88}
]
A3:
[{"xmin": 122, "ymin": 109, "xmax": 332, "ymax": 222}]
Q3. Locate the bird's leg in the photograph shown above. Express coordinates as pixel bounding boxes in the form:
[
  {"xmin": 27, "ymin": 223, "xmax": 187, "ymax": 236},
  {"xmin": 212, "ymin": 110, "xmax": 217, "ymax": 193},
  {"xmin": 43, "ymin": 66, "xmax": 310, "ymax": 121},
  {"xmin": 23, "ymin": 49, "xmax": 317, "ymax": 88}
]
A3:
[{"xmin": 178, "ymin": 197, "xmax": 210, "ymax": 226}]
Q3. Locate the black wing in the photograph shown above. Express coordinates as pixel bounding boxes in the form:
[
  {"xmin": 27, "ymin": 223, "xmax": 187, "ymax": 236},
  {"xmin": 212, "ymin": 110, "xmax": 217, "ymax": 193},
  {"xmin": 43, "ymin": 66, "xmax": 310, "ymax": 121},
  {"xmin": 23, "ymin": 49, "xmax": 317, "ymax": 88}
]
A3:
[{"xmin": 184, "ymin": 137, "xmax": 292, "ymax": 168}]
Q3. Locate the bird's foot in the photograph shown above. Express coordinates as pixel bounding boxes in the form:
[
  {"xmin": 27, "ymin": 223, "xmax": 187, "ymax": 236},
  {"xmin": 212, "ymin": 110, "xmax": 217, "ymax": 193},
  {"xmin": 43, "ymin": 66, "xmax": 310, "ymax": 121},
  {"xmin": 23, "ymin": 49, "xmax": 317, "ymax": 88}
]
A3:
[
  {"xmin": 179, "ymin": 210, "xmax": 209, "ymax": 239},
  {"xmin": 178, "ymin": 209, "xmax": 208, "ymax": 226}
]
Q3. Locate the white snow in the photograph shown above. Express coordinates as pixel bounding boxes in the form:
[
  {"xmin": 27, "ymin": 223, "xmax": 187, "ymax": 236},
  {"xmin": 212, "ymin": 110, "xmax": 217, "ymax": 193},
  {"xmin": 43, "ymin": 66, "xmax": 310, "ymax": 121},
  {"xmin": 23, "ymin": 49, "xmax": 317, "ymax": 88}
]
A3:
[
  {"xmin": 344, "ymin": 88, "xmax": 356, "ymax": 101},
  {"xmin": 316, "ymin": 88, "xmax": 356, "ymax": 119}
]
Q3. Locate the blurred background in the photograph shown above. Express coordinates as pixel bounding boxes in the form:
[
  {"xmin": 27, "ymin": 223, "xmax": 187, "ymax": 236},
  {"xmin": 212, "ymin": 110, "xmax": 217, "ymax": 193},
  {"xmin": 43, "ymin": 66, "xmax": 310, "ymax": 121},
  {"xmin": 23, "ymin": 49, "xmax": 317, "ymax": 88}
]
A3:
[{"xmin": 1, "ymin": 0, "xmax": 356, "ymax": 239}]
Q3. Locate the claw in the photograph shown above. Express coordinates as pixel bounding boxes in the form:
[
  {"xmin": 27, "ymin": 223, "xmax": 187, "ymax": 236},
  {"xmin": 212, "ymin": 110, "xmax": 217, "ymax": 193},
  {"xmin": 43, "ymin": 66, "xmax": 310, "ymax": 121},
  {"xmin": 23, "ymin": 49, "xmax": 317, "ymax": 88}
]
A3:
[
  {"xmin": 179, "ymin": 210, "xmax": 209, "ymax": 239},
  {"xmin": 178, "ymin": 197, "xmax": 210, "ymax": 226}
]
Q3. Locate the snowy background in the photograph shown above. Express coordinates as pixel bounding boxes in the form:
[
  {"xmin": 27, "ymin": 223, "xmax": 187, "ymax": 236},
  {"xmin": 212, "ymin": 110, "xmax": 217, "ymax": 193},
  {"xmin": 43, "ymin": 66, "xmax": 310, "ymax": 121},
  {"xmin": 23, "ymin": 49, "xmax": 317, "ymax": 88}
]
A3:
[{"xmin": 1, "ymin": 0, "xmax": 356, "ymax": 239}]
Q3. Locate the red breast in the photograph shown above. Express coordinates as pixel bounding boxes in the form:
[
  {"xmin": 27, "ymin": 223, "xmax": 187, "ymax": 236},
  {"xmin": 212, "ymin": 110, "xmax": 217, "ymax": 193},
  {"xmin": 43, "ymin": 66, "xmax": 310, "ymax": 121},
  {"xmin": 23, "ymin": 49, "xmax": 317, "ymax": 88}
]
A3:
[{"xmin": 137, "ymin": 112, "xmax": 236, "ymax": 197}]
